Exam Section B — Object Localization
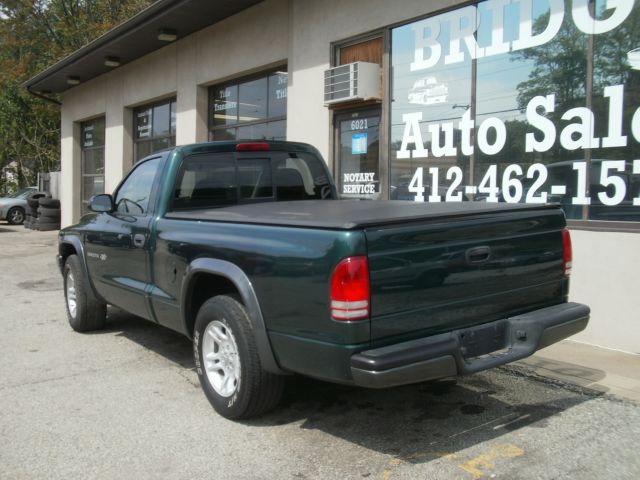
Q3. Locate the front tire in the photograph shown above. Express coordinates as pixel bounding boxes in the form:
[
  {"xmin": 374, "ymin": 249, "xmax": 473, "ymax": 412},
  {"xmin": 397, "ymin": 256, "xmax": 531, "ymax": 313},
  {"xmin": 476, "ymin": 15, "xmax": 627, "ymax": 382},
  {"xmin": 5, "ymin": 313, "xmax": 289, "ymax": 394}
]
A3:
[
  {"xmin": 64, "ymin": 255, "xmax": 107, "ymax": 332},
  {"xmin": 194, "ymin": 295, "xmax": 284, "ymax": 419}
]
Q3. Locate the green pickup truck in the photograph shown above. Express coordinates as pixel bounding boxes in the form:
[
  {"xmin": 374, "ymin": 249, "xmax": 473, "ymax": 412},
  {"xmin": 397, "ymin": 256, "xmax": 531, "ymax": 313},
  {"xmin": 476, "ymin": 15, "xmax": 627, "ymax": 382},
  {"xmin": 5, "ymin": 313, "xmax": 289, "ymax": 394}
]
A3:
[{"xmin": 57, "ymin": 140, "xmax": 589, "ymax": 419}]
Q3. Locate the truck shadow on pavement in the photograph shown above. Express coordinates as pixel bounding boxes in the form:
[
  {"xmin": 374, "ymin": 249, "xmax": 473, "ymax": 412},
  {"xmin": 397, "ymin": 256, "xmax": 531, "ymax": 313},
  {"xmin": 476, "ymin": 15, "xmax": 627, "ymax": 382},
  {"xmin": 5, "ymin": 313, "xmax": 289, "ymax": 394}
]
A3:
[
  {"xmin": 103, "ymin": 307, "xmax": 195, "ymax": 368},
  {"xmin": 256, "ymin": 374, "xmax": 600, "ymax": 466},
  {"xmin": 103, "ymin": 307, "xmax": 602, "ymax": 466}
]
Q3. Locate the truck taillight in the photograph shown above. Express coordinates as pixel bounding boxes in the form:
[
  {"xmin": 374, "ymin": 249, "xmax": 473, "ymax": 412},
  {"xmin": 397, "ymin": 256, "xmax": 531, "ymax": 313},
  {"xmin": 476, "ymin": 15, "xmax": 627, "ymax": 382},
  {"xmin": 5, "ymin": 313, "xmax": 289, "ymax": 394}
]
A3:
[
  {"xmin": 562, "ymin": 228, "xmax": 573, "ymax": 276},
  {"xmin": 330, "ymin": 256, "xmax": 370, "ymax": 321}
]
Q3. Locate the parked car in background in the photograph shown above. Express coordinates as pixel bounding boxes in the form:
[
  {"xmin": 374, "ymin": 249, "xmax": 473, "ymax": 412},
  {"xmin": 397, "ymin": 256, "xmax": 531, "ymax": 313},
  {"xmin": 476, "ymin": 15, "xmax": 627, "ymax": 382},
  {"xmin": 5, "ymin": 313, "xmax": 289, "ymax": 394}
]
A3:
[{"xmin": 0, "ymin": 187, "xmax": 37, "ymax": 225}]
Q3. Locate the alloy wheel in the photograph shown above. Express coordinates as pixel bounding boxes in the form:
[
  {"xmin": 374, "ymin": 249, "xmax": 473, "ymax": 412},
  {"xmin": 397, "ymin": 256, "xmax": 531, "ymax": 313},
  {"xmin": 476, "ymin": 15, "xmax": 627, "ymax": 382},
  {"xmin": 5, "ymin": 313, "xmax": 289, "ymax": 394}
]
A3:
[{"xmin": 202, "ymin": 320, "xmax": 241, "ymax": 397}]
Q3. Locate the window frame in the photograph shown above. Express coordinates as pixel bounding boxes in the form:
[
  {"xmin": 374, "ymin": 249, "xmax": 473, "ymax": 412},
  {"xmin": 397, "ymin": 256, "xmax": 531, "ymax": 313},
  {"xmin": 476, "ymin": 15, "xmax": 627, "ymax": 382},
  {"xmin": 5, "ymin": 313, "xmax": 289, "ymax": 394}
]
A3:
[
  {"xmin": 208, "ymin": 67, "xmax": 288, "ymax": 141},
  {"xmin": 113, "ymin": 154, "xmax": 165, "ymax": 217},
  {"xmin": 133, "ymin": 98, "xmax": 177, "ymax": 162},
  {"xmin": 80, "ymin": 117, "xmax": 105, "ymax": 215},
  {"xmin": 383, "ymin": 0, "xmax": 640, "ymax": 233},
  {"xmin": 330, "ymin": 31, "xmax": 388, "ymax": 199}
]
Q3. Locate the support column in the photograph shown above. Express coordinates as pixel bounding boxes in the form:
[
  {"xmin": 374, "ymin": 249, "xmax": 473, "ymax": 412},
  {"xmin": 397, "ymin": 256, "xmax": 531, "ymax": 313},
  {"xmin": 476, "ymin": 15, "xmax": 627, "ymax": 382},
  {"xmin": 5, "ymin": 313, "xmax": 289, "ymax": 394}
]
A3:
[
  {"xmin": 104, "ymin": 79, "xmax": 133, "ymax": 193},
  {"xmin": 176, "ymin": 35, "xmax": 208, "ymax": 145},
  {"xmin": 60, "ymin": 111, "xmax": 81, "ymax": 227}
]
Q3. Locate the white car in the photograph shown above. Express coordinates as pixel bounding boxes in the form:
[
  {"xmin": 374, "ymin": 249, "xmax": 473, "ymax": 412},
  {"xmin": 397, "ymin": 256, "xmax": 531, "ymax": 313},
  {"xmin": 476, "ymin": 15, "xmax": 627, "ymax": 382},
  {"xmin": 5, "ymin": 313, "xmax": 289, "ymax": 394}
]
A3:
[
  {"xmin": 0, "ymin": 187, "xmax": 37, "ymax": 225},
  {"xmin": 408, "ymin": 76, "xmax": 449, "ymax": 106}
]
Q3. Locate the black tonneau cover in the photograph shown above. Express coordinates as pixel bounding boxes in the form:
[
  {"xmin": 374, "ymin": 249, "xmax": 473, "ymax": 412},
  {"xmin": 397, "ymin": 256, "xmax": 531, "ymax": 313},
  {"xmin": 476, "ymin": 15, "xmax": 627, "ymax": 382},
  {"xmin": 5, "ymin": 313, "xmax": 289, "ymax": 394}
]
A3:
[{"xmin": 165, "ymin": 200, "xmax": 559, "ymax": 230}]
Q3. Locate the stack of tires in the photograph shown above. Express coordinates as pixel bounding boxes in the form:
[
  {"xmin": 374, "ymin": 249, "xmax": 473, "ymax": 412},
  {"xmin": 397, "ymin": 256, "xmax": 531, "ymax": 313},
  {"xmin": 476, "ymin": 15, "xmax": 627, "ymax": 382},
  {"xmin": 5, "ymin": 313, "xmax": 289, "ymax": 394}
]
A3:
[
  {"xmin": 24, "ymin": 192, "xmax": 50, "ymax": 229},
  {"xmin": 37, "ymin": 198, "xmax": 61, "ymax": 231},
  {"xmin": 24, "ymin": 192, "xmax": 61, "ymax": 231}
]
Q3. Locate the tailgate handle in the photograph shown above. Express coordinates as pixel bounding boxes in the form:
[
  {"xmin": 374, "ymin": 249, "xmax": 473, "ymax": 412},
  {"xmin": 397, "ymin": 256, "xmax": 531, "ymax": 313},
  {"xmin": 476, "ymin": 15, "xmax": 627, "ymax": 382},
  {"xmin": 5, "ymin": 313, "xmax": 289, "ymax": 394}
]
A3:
[{"xmin": 466, "ymin": 246, "xmax": 491, "ymax": 265}]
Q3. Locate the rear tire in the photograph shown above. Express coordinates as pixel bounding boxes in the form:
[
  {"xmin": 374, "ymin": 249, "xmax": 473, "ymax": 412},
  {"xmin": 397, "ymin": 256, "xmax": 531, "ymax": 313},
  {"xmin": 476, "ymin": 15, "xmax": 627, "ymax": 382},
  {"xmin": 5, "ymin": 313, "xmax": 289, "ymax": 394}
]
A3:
[
  {"xmin": 194, "ymin": 295, "xmax": 284, "ymax": 419},
  {"xmin": 64, "ymin": 255, "xmax": 106, "ymax": 332}
]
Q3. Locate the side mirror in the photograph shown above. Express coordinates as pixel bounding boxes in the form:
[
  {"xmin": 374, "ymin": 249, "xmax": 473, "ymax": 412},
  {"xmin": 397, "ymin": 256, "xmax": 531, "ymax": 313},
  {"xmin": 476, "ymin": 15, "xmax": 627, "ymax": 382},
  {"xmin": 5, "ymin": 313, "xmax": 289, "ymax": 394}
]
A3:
[{"xmin": 89, "ymin": 194, "xmax": 115, "ymax": 213}]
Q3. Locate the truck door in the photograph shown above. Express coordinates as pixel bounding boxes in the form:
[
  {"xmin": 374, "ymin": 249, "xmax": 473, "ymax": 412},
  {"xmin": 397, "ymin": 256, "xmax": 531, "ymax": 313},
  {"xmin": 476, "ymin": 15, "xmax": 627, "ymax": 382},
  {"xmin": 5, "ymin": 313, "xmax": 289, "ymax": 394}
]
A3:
[{"xmin": 85, "ymin": 156, "xmax": 163, "ymax": 320}]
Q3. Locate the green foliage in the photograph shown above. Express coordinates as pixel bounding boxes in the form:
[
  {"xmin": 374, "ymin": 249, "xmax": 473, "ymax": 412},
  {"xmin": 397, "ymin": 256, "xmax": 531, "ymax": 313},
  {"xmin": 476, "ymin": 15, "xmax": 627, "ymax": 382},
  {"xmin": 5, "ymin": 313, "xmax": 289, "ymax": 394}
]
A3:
[
  {"xmin": 0, "ymin": 0, "xmax": 153, "ymax": 191},
  {"xmin": 511, "ymin": 11, "xmax": 588, "ymax": 113},
  {"xmin": 512, "ymin": 4, "xmax": 640, "ymax": 112},
  {"xmin": 507, "ymin": 3, "xmax": 640, "ymax": 164}
]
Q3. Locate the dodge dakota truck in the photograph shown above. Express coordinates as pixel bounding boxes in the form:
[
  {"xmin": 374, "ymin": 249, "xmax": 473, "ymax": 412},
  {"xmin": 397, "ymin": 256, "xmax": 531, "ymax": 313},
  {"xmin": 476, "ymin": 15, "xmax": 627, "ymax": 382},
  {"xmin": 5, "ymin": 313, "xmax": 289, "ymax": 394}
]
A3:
[{"xmin": 57, "ymin": 140, "xmax": 590, "ymax": 419}]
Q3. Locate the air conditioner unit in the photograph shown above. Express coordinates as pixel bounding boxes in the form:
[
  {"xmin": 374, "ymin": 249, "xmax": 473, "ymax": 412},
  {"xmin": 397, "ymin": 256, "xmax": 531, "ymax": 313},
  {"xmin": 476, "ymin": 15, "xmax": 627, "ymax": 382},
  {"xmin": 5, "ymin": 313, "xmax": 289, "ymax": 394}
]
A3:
[{"xmin": 324, "ymin": 61, "xmax": 381, "ymax": 105}]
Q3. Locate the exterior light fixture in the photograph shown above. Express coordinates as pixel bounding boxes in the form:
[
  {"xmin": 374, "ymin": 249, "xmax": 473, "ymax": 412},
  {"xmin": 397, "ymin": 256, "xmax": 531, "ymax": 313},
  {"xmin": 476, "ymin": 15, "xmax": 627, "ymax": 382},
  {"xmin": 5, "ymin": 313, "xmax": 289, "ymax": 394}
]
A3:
[
  {"xmin": 67, "ymin": 76, "xmax": 80, "ymax": 86},
  {"xmin": 104, "ymin": 56, "xmax": 121, "ymax": 68},
  {"xmin": 158, "ymin": 29, "xmax": 177, "ymax": 42}
]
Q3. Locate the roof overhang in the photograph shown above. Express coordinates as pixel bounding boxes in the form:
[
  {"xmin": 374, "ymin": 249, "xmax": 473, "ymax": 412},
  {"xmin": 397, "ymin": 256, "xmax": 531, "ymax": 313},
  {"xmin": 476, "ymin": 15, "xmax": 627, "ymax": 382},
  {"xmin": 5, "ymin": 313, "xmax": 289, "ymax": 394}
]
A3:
[{"xmin": 24, "ymin": 0, "xmax": 263, "ymax": 96}]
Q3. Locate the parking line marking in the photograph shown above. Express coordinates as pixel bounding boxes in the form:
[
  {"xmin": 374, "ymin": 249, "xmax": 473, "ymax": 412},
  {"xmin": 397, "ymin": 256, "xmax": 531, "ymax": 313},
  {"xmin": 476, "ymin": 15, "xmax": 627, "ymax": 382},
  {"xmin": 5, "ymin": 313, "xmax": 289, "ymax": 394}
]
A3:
[
  {"xmin": 460, "ymin": 444, "xmax": 524, "ymax": 479},
  {"xmin": 493, "ymin": 414, "xmax": 531, "ymax": 430}
]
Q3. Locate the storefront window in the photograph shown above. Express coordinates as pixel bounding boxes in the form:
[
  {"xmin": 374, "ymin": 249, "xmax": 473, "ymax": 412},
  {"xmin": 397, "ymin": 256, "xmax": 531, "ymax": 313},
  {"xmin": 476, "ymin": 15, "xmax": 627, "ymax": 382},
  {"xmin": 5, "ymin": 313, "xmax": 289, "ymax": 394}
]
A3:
[
  {"xmin": 134, "ymin": 98, "xmax": 176, "ymax": 162},
  {"xmin": 391, "ymin": 0, "xmax": 640, "ymax": 222},
  {"xmin": 588, "ymin": 0, "xmax": 640, "ymax": 221},
  {"xmin": 81, "ymin": 117, "xmax": 105, "ymax": 214},
  {"xmin": 209, "ymin": 69, "xmax": 287, "ymax": 141}
]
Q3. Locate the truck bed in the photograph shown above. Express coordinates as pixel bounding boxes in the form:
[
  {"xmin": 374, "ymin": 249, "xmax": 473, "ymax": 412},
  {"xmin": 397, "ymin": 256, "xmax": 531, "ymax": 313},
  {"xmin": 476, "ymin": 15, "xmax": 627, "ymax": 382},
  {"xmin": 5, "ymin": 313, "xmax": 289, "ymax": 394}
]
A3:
[
  {"xmin": 166, "ymin": 199, "xmax": 568, "ymax": 346},
  {"xmin": 164, "ymin": 199, "xmax": 559, "ymax": 230}
]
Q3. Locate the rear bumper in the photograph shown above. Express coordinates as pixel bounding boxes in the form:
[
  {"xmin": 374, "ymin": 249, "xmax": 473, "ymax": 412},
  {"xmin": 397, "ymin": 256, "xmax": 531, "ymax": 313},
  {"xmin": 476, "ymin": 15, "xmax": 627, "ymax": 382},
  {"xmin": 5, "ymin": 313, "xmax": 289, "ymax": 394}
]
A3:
[{"xmin": 350, "ymin": 302, "xmax": 589, "ymax": 388}]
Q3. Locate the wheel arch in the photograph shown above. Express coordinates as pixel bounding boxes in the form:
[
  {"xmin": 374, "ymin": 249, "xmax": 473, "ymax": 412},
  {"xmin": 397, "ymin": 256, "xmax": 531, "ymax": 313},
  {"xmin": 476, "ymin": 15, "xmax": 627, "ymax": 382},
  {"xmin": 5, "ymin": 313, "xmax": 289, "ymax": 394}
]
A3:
[
  {"xmin": 182, "ymin": 258, "xmax": 285, "ymax": 375},
  {"xmin": 58, "ymin": 236, "xmax": 105, "ymax": 303}
]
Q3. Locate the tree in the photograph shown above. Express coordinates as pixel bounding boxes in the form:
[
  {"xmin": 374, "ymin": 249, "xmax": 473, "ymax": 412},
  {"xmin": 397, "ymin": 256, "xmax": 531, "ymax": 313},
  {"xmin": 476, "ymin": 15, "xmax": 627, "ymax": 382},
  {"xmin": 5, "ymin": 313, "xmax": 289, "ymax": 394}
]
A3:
[{"xmin": 0, "ymin": 0, "xmax": 153, "ymax": 193}]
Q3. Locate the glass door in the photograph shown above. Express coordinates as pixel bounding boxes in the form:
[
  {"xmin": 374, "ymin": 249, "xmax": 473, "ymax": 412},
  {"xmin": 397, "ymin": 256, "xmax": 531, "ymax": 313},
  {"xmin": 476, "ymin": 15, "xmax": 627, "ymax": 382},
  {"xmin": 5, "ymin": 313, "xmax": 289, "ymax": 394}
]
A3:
[{"xmin": 335, "ymin": 109, "xmax": 381, "ymax": 199}]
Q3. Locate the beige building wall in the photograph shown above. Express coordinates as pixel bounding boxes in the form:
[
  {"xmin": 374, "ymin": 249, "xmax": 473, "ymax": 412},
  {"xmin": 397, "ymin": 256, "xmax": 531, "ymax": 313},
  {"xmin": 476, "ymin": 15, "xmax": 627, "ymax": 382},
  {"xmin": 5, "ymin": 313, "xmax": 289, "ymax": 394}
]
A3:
[
  {"xmin": 58, "ymin": 0, "xmax": 639, "ymax": 354},
  {"xmin": 570, "ymin": 230, "xmax": 640, "ymax": 354},
  {"xmin": 59, "ymin": 0, "xmax": 289, "ymax": 227}
]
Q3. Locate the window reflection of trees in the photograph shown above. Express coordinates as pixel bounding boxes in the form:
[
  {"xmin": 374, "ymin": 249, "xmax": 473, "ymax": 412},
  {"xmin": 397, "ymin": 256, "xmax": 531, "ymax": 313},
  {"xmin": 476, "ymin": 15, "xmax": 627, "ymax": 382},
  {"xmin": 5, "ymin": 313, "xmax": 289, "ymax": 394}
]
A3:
[{"xmin": 390, "ymin": 1, "xmax": 639, "ymax": 220}]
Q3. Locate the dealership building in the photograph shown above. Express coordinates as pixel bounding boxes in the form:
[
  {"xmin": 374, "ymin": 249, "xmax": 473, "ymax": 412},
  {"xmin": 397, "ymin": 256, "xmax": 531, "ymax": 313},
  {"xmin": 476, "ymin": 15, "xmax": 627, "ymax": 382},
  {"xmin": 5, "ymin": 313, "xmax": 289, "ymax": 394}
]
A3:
[{"xmin": 26, "ymin": 0, "xmax": 640, "ymax": 353}]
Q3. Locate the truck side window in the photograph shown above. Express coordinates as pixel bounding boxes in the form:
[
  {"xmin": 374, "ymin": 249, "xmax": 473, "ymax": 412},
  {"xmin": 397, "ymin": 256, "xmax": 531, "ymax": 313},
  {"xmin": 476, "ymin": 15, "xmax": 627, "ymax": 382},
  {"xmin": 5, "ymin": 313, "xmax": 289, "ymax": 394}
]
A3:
[
  {"xmin": 172, "ymin": 153, "xmax": 237, "ymax": 210},
  {"xmin": 115, "ymin": 157, "xmax": 161, "ymax": 215}
]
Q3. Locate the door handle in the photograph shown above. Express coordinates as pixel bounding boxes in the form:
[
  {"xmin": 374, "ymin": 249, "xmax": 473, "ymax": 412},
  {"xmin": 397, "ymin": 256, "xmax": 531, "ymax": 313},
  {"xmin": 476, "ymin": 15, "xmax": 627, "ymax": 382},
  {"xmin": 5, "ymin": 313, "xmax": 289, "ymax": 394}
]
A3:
[
  {"xmin": 133, "ymin": 234, "xmax": 146, "ymax": 248},
  {"xmin": 466, "ymin": 246, "xmax": 491, "ymax": 265}
]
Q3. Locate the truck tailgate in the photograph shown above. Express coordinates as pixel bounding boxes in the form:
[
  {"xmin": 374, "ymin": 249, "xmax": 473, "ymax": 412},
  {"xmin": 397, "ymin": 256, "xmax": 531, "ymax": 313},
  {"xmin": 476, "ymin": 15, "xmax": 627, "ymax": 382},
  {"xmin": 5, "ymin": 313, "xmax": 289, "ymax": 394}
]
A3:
[{"xmin": 366, "ymin": 207, "xmax": 568, "ymax": 343}]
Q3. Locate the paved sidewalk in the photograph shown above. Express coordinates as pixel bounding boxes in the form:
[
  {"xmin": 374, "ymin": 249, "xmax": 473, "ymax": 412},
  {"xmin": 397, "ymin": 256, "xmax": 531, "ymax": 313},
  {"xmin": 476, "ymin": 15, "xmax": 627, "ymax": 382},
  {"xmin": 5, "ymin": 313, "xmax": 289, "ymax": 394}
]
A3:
[{"xmin": 516, "ymin": 340, "xmax": 640, "ymax": 403}]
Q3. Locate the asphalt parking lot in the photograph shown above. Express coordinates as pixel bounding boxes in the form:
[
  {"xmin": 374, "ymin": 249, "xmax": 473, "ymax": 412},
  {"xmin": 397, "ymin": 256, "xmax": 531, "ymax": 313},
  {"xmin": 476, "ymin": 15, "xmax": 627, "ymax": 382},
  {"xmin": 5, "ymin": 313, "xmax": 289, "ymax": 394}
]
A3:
[{"xmin": 1, "ymin": 223, "xmax": 640, "ymax": 480}]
